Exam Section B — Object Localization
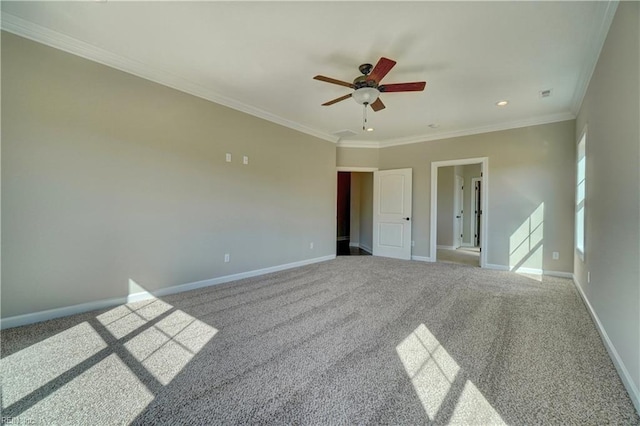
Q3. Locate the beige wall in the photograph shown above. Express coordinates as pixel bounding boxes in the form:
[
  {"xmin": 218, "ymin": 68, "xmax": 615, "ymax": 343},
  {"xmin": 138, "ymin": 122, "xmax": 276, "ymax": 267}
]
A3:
[
  {"xmin": 1, "ymin": 33, "xmax": 336, "ymax": 318},
  {"xmin": 379, "ymin": 120, "xmax": 576, "ymax": 271},
  {"xmin": 336, "ymin": 147, "xmax": 379, "ymax": 168},
  {"xmin": 574, "ymin": 2, "xmax": 640, "ymax": 403}
]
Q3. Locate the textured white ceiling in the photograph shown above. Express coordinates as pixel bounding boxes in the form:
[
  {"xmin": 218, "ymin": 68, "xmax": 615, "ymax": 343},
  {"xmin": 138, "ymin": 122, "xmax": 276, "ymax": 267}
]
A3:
[{"xmin": 1, "ymin": 1, "xmax": 617, "ymax": 147}]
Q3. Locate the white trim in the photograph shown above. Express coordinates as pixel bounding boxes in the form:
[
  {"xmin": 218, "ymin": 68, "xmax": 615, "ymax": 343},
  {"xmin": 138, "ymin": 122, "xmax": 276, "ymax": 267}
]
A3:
[
  {"xmin": 336, "ymin": 166, "xmax": 378, "ymax": 172},
  {"xmin": 484, "ymin": 263, "xmax": 573, "ymax": 279},
  {"xmin": 431, "ymin": 157, "xmax": 489, "ymax": 268},
  {"xmin": 337, "ymin": 140, "xmax": 380, "ymax": 149},
  {"xmin": 349, "ymin": 242, "xmax": 360, "ymax": 247},
  {"xmin": 377, "ymin": 113, "xmax": 575, "ymax": 148},
  {"xmin": 335, "ymin": 114, "xmax": 576, "ymax": 149},
  {"xmin": 460, "ymin": 242, "xmax": 475, "ymax": 248},
  {"xmin": 471, "ymin": 176, "xmax": 482, "ymax": 247},
  {"xmin": 0, "ymin": 13, "xmax": 338, "ymax": 144},
  {"xmin": 453, "ymin": 174, "xmax": 464, "ymax": 249},
  {"xmin": 572, "ymin": 275, "xmax": 640, "ymax": 413},
  {"xmin": 359, "ymin": 243, "xmax": 373, "ymax": 254},
  {"xmin": 437, "ymin": 245, "xmax": 457, "ymax": 250},
  {"xmin": 512, "ymin": 267, "xmax": 574, "ymax": 278},
  {"xmin": 0, "ymin": 254, "xmax": 336, "ymax": 330},
  {"xmin": 570, "ymin": 1, "xmax": 619, "ymax": 114},
  {"xmin": 2, "ymin": 10, "xmax": 600, "ymax": 151},
  {"xmin": 541, "ymin": 270, "xmax": 574, "ymax": 279},
  {"xmin": 411, "ymin": 255, "xmax": 433, "ymax": 262},
  {"xmin": 484, "ymin": 263, "xmax": 510, "ymax": 271}
]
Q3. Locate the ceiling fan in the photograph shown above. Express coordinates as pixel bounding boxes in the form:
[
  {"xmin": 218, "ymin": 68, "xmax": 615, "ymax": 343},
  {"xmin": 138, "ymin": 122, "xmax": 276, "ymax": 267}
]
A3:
[{"xmin": 313, "ymin": 57, "xmax": 426, "ymax": 112}]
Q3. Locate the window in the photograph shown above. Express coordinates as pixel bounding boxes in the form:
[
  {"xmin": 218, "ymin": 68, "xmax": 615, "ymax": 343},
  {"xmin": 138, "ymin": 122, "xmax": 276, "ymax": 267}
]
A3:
[{"xmin": 575, "ymin": 129, "xmax": 586, "ymax": 260}]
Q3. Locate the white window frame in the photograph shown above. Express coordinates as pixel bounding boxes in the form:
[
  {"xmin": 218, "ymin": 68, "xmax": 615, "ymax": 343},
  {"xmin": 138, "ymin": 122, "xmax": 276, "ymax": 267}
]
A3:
[{"xmin": 575, "ymin": 126, "xmax": 587, "ymax": 261}]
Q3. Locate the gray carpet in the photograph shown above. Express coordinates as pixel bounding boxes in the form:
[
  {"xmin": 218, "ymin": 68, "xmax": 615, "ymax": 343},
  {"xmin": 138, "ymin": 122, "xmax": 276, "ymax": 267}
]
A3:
[{"xmin": 2, "ymin": 257, "xmax": 638, "ymax": 425}]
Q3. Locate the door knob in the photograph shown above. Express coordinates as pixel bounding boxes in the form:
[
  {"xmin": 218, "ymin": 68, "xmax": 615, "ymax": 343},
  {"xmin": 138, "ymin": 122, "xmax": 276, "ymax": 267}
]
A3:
[
  {"xmin": 456, "ymin": 215, "xmax": 461, "ymax": 218},
  {"xmin": 404, "ymin": 217, "xmax": 410, "ymax": 221}
]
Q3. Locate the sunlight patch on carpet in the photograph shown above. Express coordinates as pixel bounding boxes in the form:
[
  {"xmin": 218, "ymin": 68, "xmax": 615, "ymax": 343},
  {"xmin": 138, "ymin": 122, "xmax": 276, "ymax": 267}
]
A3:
[
  {"xmin": 20, "ymin": 354, "xmax": 154, "ymax": 423},
  {"xmin": 2, "ymin": 295, "xmax": 218, "ymax": 424},
  {"xmin": 396, "ymin": 323, "xmax": 505, "ymax": 424},
  {"xmin": 124, "ymin": 310, "xmax": 217, "ymax": 385}
]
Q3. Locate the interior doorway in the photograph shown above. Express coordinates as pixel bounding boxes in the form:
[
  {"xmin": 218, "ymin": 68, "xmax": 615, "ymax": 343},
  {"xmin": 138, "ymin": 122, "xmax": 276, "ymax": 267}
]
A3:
[
  {"xmin": 336, "ymin": 169, "xmax": 375, "ymax": 256},
  {"xmin": 472, "ymin": 177, "xmax": 482, "ymax": 247},
  {"xmin": 431, "ymin": 158, "xmax": 488, "ymax": 267},
  {"xmin": 454, "ymin": 175, "xmax": 464, "ymax": 249}
]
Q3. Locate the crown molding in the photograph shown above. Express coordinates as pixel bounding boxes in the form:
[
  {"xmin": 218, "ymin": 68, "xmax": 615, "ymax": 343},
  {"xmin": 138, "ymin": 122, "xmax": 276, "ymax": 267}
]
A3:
[
  {"xmin": 336, "ymin": 112, "xmax": 576, "ymax": 149},
  {"xmin": 336, "ymin": 140, "xmax": 380, "ymax": 149},
  {"xmin": 376, "ymin": 112, "xmax": 576, "ymax": 148},
  {"xmin": 1, "ymin": 11, "xmax": 590, "ymax": 150},
  {"xmin": 570, "ymin": 0, "xmax": 618, "ymax": 115},
  {"xmin": 0, "ymin": 12, "xmax": 339, "ymax": 144}
]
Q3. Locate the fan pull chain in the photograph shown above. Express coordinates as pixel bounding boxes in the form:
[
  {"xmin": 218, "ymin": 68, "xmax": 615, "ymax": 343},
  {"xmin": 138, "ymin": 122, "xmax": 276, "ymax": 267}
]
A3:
[{"xmin": 362, "ymin": 104, "xmax": 367, "ymax": 131}]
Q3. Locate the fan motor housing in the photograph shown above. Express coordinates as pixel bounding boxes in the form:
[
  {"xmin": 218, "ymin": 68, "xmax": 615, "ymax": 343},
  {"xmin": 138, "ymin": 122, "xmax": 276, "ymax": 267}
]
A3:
[{"xmin": 353, "ymin": 75, "xmax": 377, "ymax": 89}]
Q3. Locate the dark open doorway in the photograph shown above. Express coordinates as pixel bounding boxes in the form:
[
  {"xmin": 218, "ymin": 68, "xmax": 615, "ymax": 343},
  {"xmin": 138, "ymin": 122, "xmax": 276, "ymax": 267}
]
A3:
[{"xmin": 336, "ymin": 171, "xmax": 373, "ymax": 256}]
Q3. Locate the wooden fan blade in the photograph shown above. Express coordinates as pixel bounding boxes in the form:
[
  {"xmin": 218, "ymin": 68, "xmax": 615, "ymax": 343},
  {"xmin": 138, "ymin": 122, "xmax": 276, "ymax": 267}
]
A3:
[
  {"xmin": 322, "ymin": 93, "xmax": 352, "ymax": 106},
  {"xmin": 379, "ymin": 82, "xmax": 426, "ymax": 92},
  {"xmin": 367, "ymin": 57, "xmax": 397, "ymax": 83},
  {"xmin": 370, "ymin": 98, "xmax": 385, "ymax": 112},
  {"xmin": 314, "ymin": 75, "xmax": 355, "ymax": 89}
]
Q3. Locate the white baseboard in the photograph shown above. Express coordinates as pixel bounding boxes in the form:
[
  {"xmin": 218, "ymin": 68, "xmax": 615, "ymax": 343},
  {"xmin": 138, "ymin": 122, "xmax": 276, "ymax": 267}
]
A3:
[
  {"xmin": 412, "ymin": 255, "xmax": 434, "ymax": 262},
  {"xmin": 484, "ymin": 264, "xmax": 573, "ymax": 278},
  {"xmin": 542, "ymin": 270, "xmax": 574, "ymax": 279},
  {"xmin": 484, "ymin": 263, "xmax": 510, "ymax": 271},
  {"xmin": 349, "ymin": 243, "xmax": 373, "ymax": 254},
  {"xmin": 0, "ymin": 254, "xmax": 336, "ymax": 330},
  {"xmin": 572, "ymin": 276, "xmax": 640, "ymax": 413},
  {"xmin": 461, "ymin": 242, "xmax": 474, "ymax": 248},
  {"xmin": 359, "ymin": 243, "xmax": 373, "ymax": 254},
  {"xmin": 0, "ymin": 296, "xmax": 132, "ymax": 331},
  {"xmin": 437, "ymin": 245, "xmax": 457, "ymax": 250},
  {"xmin": 349, "ymin": 242, "xmax": 360, "ymax": 248}
]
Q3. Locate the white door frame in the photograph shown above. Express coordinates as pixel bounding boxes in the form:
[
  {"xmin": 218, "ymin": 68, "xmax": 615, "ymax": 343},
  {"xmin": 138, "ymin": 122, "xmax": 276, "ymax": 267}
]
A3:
[
  {"xmin": 430, "ymin": 157, "xmax": 488, "ymax": 267},
  {"xmin": 453, "ymin": 175, "xmax": 464, "ymax": 248},
  {"xmin": 471, "ymin": 177, "xmax": 482, "ymax": 247}
]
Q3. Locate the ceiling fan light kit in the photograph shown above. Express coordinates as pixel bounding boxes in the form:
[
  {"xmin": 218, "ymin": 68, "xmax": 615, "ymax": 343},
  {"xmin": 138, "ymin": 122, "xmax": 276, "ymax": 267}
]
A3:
[
  {"xmin": 314, "ymin": 57, "xmax": 427, "ymax": 131},
  {"xmin": 352, "ymin": 87, "xmax": 380, "ymax": 105}
]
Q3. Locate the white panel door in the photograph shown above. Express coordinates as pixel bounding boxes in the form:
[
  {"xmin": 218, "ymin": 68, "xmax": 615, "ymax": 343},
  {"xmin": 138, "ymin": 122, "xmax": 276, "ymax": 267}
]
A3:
[
  {"xmin": 373, "ymin": 168, "xmax": 412, "ymax": 260},
  {"xmin": 454, "ymin": 175, "xmax": 464, "ymax": 248}
]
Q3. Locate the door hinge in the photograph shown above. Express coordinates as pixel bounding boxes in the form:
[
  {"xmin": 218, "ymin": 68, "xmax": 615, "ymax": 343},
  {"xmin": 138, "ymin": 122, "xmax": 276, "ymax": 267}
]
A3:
[
  {"xmin": 480, "ymin": 247, "xmax": 482, "ymax": 252},
  {"xmin": 481, "ymin": 172, "xmax": 483, "ymax": 177}
]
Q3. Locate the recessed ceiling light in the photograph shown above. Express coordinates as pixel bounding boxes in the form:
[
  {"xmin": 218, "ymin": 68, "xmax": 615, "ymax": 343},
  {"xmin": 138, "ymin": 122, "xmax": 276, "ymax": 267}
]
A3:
[
  {"xmin": 428, "ymin": 123, "xmax": 440, "ymax": 129},
  {"xmin": 496, "ymin": 100, "xmax": 509, "ymax": 107},
  {"xmin": 366, "ymin": 128, "xmax": 374, "ymax": 132}
]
